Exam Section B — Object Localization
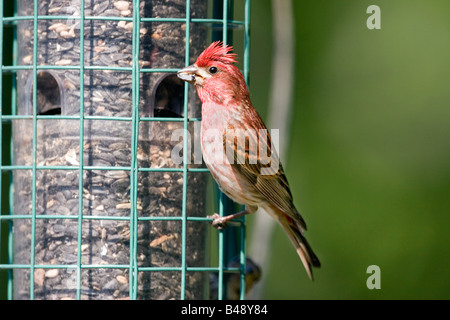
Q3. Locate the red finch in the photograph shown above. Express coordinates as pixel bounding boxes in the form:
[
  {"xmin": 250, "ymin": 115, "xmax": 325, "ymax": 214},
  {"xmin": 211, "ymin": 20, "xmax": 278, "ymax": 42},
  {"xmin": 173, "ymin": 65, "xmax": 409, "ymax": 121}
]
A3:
[{"xmin": 178, "ymin": 41, "xmax": 320, "ymax": 280}]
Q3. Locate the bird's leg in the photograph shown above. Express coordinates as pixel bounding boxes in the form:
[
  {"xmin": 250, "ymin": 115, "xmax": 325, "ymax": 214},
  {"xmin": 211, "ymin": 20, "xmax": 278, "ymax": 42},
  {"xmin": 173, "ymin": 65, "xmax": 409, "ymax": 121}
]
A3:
[
  {"xmin": 208, "ymin": 206, "xmax": 257, "ymax": 229},
  {"xmin": 208, "ymin": 210, "xmax": 248, "ymax": 229}
]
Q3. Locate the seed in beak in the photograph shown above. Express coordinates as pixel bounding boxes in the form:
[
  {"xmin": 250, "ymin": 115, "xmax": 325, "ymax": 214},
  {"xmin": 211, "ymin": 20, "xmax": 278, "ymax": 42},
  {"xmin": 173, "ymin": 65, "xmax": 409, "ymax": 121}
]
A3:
[{"xmin": 177, "ymin": 65, "xmax": 199, "ymax": 84}]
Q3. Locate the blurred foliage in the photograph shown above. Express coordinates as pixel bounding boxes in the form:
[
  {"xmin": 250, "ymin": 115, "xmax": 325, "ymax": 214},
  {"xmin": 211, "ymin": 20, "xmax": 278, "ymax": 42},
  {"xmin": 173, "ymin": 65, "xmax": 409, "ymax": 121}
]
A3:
[{"xmin": 249, "ymin": 0, "xmax": 450, "ymax": 299}]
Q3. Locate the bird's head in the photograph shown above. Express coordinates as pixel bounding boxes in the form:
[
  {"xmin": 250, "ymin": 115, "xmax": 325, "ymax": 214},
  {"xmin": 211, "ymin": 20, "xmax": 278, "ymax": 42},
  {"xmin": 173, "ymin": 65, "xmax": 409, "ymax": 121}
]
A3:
[{"xmin": 177, "ymin": 41, "xmax": 249, "ymax": 104}]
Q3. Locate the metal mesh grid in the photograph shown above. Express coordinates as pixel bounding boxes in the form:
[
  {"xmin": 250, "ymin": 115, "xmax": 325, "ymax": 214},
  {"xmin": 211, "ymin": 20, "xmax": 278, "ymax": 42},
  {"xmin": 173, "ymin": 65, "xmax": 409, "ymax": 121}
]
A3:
[{"xmin": 0, "ymin": 0, "xmax": 251, "ymax": 300}]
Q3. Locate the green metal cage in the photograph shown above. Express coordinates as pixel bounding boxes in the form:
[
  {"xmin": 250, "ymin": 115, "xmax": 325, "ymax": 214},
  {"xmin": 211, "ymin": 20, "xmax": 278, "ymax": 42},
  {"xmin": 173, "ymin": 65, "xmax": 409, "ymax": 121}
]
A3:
[{"xmin": 0, "ymin": 0, "xmax": 251, "ymax": 300}]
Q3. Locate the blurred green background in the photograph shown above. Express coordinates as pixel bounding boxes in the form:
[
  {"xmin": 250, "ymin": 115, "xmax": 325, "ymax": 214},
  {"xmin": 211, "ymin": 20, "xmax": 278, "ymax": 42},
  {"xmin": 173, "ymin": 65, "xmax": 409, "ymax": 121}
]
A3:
[
  {"xmin": 248, "ymin": 0, "xmax": 450, "ymax": 299},
  {"xmin": 2, "ymin": 0, "xmax": 450, "ymax": 299}
]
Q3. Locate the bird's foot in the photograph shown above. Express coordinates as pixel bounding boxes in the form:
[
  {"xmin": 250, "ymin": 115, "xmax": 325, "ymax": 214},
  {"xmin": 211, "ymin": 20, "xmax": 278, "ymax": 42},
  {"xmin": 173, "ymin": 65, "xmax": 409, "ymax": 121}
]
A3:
[
  {"xmin": 208, "ymin": 209, "xmax": 250, "ymax": 229},
  {"xmin": 207, "ymin": 213, "xmax": 228, "ymax": 229}
]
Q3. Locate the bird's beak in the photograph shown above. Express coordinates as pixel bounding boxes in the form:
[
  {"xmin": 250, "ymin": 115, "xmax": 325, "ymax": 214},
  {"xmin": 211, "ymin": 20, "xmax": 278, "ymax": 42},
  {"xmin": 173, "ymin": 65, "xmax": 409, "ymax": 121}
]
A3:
[{"xmin": 177, "ymin": 65, "xmax": 200, "ymax": 84}]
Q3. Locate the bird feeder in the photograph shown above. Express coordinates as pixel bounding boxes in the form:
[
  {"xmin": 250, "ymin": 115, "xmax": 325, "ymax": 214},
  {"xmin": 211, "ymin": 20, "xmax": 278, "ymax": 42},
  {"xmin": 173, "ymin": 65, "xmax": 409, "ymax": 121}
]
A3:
[
  {"xmin": 1, "ymin": 0, "xmax": 251, "ymax": 300},
  {"xmin": 12, "ymin": 0, "xmax": 209, "ymax": 300}
]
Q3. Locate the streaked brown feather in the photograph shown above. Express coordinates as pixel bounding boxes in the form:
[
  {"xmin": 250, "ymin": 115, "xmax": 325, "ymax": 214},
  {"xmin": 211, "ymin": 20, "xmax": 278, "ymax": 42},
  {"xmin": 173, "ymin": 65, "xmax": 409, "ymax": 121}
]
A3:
[{"xmin": 223, "ymin": 110, "xmax": 307, "ymax": 231}]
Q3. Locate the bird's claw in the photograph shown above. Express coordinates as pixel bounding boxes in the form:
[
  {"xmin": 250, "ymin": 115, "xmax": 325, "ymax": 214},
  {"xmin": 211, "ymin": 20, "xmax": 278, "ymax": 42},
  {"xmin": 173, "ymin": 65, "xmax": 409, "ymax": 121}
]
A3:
[{"xmin": 208, "ymin": 213, "xmax": 228, "ymax": 229}]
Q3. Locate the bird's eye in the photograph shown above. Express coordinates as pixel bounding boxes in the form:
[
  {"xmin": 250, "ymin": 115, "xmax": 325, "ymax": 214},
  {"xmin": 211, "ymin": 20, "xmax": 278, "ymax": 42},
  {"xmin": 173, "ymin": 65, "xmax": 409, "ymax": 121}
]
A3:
[{"xmin": 208, "ymin": 66, "xmax": 218, "ymax": 74}]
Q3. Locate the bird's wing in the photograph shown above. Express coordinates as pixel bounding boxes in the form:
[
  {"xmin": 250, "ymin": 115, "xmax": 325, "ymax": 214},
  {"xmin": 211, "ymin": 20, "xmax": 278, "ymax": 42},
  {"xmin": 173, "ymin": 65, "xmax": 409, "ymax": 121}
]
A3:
[{"xmin": 223, "ymin": 110, "xmax": 307, "ymax": 230}]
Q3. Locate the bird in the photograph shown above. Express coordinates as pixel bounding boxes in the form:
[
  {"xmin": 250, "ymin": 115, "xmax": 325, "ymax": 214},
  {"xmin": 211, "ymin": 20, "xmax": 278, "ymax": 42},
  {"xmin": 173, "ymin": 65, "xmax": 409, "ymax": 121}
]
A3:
[
  {"xmin": 209, "ymin": 257, "xmax": 262, "ymax": 300},
  {"xmin": 177, "ymin": 41, "xmax": 320, "ymax": 280}
]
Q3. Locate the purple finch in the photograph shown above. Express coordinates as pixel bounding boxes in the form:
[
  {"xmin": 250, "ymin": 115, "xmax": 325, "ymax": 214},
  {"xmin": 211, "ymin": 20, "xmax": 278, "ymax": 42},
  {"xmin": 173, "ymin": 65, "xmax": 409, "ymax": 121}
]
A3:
[{"xmin": 177, "ymin": 41, "xmax": 320, "ymax": 280}]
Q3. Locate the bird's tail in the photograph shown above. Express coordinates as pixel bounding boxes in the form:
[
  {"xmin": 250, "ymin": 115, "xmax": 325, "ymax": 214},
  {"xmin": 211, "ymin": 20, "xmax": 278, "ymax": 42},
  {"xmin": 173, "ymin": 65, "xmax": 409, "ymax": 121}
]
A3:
[{"xmin": 272, "ymin": 208, "xmax": 321, "ymax": 280}]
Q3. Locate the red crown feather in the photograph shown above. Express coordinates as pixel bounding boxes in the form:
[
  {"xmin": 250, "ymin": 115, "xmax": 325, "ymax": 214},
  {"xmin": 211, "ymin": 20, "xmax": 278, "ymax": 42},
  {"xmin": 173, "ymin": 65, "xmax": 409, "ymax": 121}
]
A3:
[{"xmin": 195, "ymin": 41, "xmax": 237, "ymax": 67}]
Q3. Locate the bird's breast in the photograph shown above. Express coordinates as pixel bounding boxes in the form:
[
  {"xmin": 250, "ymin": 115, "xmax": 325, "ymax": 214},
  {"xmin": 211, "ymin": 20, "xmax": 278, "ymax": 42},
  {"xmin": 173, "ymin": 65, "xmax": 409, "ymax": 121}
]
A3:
[
  {"xmin": 200, "ymin": 103, "xmax": 259, "ymax": 206},
  {"xmin": 200, "ymin": 103, "xmax": 230, "ymax": 171}
]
